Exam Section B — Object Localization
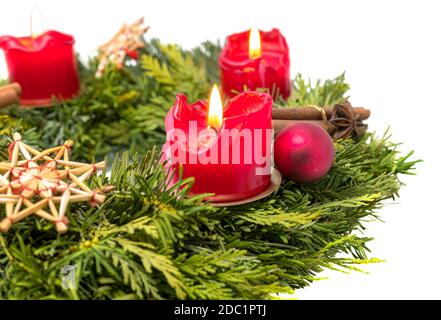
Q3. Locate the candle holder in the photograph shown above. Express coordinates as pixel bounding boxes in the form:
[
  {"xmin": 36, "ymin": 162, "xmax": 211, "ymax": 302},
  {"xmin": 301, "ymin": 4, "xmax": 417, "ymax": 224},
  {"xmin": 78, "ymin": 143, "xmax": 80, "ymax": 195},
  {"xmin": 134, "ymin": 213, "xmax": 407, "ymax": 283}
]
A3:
[{"xmin": 209, "ymin": 168, "xmax": 282, "ymax": 206}]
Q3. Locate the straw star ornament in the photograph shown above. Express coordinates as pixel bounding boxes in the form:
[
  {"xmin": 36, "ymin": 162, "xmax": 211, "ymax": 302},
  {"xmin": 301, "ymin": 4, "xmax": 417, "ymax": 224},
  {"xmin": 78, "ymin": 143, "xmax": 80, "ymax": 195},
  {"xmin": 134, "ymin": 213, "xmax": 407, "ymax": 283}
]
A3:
[
  {"xmin": 0, "ymin": 133, "xmax": 106, "ymax": 234},
  {"xmin": 96, "ymin": 17, "xmax": 149, "ymax": 77}
]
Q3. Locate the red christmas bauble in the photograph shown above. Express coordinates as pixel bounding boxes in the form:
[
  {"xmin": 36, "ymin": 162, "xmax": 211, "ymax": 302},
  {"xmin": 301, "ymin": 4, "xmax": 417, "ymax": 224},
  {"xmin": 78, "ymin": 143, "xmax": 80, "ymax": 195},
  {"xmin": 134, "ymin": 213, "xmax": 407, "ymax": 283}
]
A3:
[{"xmin": 274, "ymin": 122, "xmax": 335, "ymax": 183}]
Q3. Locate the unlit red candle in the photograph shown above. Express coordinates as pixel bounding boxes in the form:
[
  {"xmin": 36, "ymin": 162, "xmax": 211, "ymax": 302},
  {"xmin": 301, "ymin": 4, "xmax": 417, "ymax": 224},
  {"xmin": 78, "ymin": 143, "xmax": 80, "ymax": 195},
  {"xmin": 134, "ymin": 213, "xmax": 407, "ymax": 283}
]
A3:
[{"xmin": 0, "ymin": 30, "xmax": 80, "ymax": 107}]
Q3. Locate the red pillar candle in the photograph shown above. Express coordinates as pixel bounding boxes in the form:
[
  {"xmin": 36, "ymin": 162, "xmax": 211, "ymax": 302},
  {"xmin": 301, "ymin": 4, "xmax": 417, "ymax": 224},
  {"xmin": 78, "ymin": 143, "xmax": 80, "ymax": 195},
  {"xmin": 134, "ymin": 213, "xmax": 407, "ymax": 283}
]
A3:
[
  {"xmin": 162, "ymin": 86, "xmax": 273, "ymax": 202},
  {"xmin": 219, "ymin": 28, "xmax": 291, "ymax": 100},
  {"xmin": 0, "ymin": 30, "xmax": 80, "ymax": 107}
]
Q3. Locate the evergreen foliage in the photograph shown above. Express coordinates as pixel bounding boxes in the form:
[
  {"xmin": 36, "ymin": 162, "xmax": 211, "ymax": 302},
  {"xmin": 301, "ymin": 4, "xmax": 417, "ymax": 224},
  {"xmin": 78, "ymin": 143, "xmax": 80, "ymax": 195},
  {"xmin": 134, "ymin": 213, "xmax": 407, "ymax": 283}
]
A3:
[{"xmin": 0, "ymin": 38, "xmax": 418, "ymax": 299}]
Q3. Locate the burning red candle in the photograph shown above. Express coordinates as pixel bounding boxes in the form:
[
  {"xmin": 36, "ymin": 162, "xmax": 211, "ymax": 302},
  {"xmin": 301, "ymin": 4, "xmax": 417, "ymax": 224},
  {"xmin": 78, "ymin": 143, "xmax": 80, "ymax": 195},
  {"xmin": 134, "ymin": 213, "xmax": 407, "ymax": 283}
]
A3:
[
  {"xmin": 162, "ymin": 86, "xmax": 273, "ymax": 202},
  {"xmin": 0, "ymin": 30, "xmax": 80, "ymax": 107},
  {"xmin": 219, "ymin": 28, "xmax": 291, "ymax": 100}
]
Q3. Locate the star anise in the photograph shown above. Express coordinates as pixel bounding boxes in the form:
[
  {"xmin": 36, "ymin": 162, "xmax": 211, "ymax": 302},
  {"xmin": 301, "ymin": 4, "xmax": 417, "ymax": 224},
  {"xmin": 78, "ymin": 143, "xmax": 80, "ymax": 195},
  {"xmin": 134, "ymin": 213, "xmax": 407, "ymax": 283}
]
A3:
[{"xmin": 329, "ymin": 100, "xmax": 367, "ymax": 139}]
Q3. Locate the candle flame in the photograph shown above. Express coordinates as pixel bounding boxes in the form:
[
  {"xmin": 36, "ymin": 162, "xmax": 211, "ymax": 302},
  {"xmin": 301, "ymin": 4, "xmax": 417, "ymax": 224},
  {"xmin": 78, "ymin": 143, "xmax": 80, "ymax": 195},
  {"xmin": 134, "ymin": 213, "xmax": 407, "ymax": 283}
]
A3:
[
  {"xmin": 248, "ymin": 28, "xmax": 262, "ymax": 59},
  {"xmin": 30, "ymin": 6, "xmax": 45, "ymax": 38},
  {"xmin": 208, "ymin": 84, "xmax": 223, "ymax": 130}
]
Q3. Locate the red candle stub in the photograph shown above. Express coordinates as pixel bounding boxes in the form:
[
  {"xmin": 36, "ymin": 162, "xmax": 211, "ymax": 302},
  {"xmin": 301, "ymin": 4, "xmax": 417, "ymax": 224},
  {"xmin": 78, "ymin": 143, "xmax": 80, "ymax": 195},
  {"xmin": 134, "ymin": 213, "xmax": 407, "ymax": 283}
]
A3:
[
  {"xmin": 0, "ymin": 30, "xmax": 80, "ymax": 107},
  {"xmin": 162, "ymin": 89, "xmax": 273, "ymax": 202},
  {"xmin": 219, "ymin": 28, "xmax": 291, "ymax": 100}
]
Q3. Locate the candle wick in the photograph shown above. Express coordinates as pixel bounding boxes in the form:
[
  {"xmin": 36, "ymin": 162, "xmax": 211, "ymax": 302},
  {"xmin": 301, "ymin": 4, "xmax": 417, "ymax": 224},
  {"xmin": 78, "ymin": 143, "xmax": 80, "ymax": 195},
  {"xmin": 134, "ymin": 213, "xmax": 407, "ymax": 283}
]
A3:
[
  {"xmin": 207, "ymin": 125, "xmax": 220, "ymax": 136},
  {"xmin": 30, "ymin": 11, "xmax": 33, "ymax": 38}
]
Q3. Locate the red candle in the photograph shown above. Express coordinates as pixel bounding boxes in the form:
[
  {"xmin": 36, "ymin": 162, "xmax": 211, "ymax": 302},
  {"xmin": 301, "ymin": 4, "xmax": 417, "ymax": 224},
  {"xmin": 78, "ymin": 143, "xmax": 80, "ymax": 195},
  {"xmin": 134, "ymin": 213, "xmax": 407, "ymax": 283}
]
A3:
[
  {"xmin": 162, "ymin": 86, "xmax": 273, "ymax": 202},
  {"xmin": 219, "ymin": 28, "xmax": 291, "ymax": 100},
  {"xmin": 0, "ymin": 30, "xmax": 80, "ymax": 107}
]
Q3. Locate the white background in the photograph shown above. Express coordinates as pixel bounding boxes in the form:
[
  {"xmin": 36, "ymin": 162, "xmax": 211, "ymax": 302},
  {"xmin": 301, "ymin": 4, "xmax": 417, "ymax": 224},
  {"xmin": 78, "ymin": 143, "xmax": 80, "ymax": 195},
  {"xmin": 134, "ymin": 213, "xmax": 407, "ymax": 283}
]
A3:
[{"xmin": 1, "ymin": 0, "xmax": 440, "ymax": 299}]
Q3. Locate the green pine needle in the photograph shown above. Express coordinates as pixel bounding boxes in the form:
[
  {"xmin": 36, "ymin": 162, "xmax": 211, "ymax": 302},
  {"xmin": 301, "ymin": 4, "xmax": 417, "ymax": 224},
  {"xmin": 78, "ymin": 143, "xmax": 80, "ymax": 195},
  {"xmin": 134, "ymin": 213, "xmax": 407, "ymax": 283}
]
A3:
[{"xmin": 0, "ymin": 39, "xmax": 418, "ymax": 300}]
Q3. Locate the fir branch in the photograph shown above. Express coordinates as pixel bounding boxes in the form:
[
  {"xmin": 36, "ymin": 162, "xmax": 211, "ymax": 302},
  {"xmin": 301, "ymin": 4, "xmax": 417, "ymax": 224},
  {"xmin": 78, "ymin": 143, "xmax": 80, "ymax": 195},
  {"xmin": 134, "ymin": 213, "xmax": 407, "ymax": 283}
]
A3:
[
  {"xmin": 0, "ymin": 37, "xmax": 419, "ymax": 300},
  {"xmin": 284, "ymin": 72, "xmax": 350, "ymax": 107},
  {"xmin": 0, "ymin": 132, "xmax": 417, "ymax": 299}
]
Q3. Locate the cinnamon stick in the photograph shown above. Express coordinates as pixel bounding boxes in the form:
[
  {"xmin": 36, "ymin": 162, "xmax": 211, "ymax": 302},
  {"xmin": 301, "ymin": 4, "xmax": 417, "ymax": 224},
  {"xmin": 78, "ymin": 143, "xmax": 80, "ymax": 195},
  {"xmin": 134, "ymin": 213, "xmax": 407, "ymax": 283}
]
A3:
[
  {"xmin": 272, "ymin": 106, "xmax": 370, "ymax": 121},
  {"xmin": 0, "ymin": 82, "xmax": 22, "ymax": 96},
  {"xmin": 0, "ymin": 89, "xmax": 19, "ymax": 108},
  {"xmin": 272, "ymin": 119, "xmax": 331, "ymax": 136}
]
